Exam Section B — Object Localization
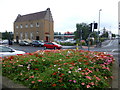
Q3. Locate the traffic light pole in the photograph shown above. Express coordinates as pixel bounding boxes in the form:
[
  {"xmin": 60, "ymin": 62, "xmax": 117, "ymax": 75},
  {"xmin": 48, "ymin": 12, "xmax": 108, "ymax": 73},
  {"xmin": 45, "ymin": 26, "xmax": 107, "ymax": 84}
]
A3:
[{"xmin": 88, "ymin": 22, "xmax": 95, "ymax": 51}]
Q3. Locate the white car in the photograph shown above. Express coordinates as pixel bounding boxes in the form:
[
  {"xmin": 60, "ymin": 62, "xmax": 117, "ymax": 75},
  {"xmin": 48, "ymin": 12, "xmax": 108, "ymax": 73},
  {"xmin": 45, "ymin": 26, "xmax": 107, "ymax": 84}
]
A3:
[{"xmin": 0, "ymin": 45, "xmax": 26, "ymax": 57}]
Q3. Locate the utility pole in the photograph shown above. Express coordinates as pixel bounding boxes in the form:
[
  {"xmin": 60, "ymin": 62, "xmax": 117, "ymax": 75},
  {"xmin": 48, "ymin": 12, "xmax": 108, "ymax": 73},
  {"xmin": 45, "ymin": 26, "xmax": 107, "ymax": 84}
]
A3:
[{"xmin": 98, "ymin": 9, "xmax": 102, "ymax": 46}]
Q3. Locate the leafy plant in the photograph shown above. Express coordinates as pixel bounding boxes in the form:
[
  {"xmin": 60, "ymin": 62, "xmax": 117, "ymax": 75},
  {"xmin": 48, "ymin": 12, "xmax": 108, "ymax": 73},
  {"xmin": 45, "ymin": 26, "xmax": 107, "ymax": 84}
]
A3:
[{"xmin": 2, "ymin": 49, "xmax": 114, "ymax": 89}]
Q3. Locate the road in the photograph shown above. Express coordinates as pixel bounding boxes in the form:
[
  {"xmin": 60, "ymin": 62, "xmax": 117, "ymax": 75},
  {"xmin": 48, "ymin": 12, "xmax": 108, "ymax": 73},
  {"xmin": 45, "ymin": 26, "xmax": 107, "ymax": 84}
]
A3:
[
  {"xmin": 10, "ymin": 39, "xmax": 119, "ymax": 55},
  {"xmin": 9, "ymin": 39, "xmax": 119, "ymax": 62}
]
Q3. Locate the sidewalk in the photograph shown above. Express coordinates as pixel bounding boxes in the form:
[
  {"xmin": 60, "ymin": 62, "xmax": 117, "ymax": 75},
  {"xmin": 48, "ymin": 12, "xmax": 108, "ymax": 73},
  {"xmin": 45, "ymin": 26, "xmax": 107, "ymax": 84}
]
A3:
[{"xmin": 111, "ymin": 55, "xmax": 119, "ymax": 89}]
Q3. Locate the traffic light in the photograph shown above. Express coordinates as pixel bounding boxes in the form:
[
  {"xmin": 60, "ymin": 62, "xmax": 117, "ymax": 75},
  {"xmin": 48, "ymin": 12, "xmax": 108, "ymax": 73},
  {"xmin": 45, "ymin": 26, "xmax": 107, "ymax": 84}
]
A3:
[
  {"xmin": 94, "ymin": 23, "xmax": 98, "ymax": 29},
  {"xmin": 89, "ymin": 23, "xmax": 92, "ymax": 32}
]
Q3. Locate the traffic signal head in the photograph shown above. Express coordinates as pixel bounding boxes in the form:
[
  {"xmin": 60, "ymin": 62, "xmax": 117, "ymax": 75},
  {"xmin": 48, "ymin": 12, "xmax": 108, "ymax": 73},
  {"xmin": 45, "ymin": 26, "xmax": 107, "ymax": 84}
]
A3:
[
  {"xmin": 94, "ymin": 23, "xmax": 98, "ymax": 29},
  {"xmin": 89, "ymin": 23, "xmax": 92, "ymax": 32}
]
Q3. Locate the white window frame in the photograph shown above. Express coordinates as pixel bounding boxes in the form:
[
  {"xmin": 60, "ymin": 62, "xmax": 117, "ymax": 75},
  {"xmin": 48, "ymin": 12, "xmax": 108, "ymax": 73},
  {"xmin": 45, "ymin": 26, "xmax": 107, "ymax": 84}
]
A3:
[
  {"xmin": 30, "ymin": 23, "xmax": 33, "ymax": 27},
  {"xmin": 36, "ymin": 22, "xmax": 39, "ymax": 27},
  {"xmin": 16, "ymin": 25, "xmax": 19, "ymax": 29},
  {"xmin": 25, "ymin": 24, "xmax": 28, "ymax": 28},
  {"xmin": 20, "ymin": 24, "xmax": 23, "ymax": 28}
]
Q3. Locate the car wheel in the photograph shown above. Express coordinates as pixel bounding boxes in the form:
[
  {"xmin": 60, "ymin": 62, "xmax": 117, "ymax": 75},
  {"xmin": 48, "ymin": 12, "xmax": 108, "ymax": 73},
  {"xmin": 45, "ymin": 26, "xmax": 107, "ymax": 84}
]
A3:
[
  {"xmin": 54, "ymin": 47, "xmax": 57, "ymax": 50},
  {"xmin": 44, "ymin": 47, "xmax": 47, "ymax": 50}
]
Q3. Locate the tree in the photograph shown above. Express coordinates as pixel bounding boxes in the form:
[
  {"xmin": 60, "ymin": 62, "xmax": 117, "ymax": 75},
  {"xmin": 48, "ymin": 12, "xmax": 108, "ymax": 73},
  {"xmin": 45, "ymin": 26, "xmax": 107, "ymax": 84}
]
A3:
[
  {"xmin": 2, "ymin": 31, "xmax": 13, "ymax": 40},
  {"xmin": 74, "ymin": 23, "xmax": 91, "ymax": 41},
  {"xmin": 112, "ymin": 34, "xmax": 116, "ymax": 38}
]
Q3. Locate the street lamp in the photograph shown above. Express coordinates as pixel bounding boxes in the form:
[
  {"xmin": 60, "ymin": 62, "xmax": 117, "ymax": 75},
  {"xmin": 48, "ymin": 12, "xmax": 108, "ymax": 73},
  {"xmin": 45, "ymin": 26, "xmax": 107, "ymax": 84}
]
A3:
[{"xmin": 98, "ymin": 9, "xmax": 102, "ymax": 44}]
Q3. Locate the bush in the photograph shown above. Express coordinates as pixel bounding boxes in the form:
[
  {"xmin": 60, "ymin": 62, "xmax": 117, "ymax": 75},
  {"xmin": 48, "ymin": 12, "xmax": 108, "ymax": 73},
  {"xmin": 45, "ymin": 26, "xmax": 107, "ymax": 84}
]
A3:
[
  {"xmin": 2, "ymin": 50, "xmax": 114, "ymax": 89},
  {"xmin": 59, "ymin": 42, "xmax": 75, "ymax": 46}
]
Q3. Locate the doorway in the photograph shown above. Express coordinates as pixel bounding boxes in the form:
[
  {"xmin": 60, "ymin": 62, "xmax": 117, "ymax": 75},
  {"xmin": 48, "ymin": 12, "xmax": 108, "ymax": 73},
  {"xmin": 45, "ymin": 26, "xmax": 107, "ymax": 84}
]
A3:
[
  {"xmin": 16, "ymin": 36, "xmax": 19, "ymax": 43},
  {"xmin": 46, "ymin": 36, "xmax": 48, "ymax": 42},
  {"xmin": 36, "ymin": 36, "xmax": 39, "ymax": 40}
]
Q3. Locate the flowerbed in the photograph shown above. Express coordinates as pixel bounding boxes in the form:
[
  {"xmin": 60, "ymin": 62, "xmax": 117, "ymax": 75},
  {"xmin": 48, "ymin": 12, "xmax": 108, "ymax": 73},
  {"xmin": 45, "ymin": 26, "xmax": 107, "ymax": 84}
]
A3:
[{"xmin": 2, "ymin": 49, "xmax": 114, "ymax": 89}]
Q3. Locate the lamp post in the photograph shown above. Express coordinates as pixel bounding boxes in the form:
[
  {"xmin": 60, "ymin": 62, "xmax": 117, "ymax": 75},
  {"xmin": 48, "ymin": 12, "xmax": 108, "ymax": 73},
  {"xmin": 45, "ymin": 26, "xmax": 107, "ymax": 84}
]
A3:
[{"xmin": 98, "ymin": 9, "xmax": 102, "ymax": 45}]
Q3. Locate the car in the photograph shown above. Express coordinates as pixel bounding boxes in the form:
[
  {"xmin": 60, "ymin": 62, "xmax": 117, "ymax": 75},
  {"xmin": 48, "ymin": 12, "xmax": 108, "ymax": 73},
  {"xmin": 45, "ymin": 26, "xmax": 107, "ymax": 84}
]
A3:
[
  {"xmin": 19, "ymin": 41, "xmax": 30, "ymax": 46},
  {"xmin": 31, "ymin": 40, "xmax": 44, "ymax": 47},
  {"xmin": 43, "ymin": 42, "xmax": 62, "ymax": 49},
  {"xmin": 0, "ymin": 45, "xmax": 26, "ymax": 57}
]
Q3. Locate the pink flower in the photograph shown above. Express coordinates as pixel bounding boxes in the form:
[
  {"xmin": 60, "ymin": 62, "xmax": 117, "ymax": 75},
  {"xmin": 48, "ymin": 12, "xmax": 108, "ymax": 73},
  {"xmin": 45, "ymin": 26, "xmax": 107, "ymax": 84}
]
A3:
[
  {"xmin": 86, "ymin": 85, "xmax": 91, "ymax": 88},
  {"xmin": 69, "ymin": 80, "xmax": 72, "ymax": 82},
  {"xmin": 85, "ymin": 72, "xmax": 89, "ymax": 75},
  {"xmin": 78, "ymin": 68, "xmax": 81, "ymax": 70},
  {"xmin": 88, "ymin": 69, "xmax": 93, "ymax": 73},
  {"xmin": 86, "ymin": 76, "xmax": 91, "ymax": 80},
  {"xmin": 38, "ymin": 80, "xmax": 42, "ymax": 82},
  {"xmin": 81, "ymin": 73, "xmax": 84, "ymax": 75},
  {"xmin": 26, "ymin": 79, "xmax": 28, "ymax": 80},
  {"xmin": 69, "ymin": 67, "xmax": 74, "ymax": 69},
  {"xmin": 81, "ymin": 82, "xmax": 85, "ymax": 85},
  {"xmin": 89, "ymin": 82, "xmax": 94, "ymax": 85},
  {"xmin": 96, "ymin": 77, "xmax": 101, "ymax": 81},
  {"xmin": 31, "ymin": 81, "xmax": 35, "ymax": 83},
  {"xmin": 73, "ymin": 80, "xmax": 76, "ymax": 83},
  {"xmin": 29, "ymin": 75, "xmax": 34, "ymax": 78}
]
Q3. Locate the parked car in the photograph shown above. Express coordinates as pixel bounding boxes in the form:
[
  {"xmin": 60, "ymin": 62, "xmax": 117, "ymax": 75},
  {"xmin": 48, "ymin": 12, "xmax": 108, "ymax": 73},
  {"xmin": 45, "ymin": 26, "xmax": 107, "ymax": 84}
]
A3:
[
  {"xmin": 19, "ymin": 41, "xmax": 30, "ymax": 46},
  {"xmin": 31, "ymin": 40, "xmax": 44, "ymax": 47},
  {"xmin": 0, "ymin": 45, "xmax": 26, "ymax": 57},
  {"xmin": 43, "ymin": 42, "xmax": 62, "ymax": 49}
]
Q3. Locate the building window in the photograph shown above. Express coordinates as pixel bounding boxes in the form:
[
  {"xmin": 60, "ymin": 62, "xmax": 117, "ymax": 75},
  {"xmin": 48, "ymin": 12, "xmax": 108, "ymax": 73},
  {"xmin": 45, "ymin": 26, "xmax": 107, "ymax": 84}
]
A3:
[
  {"xmin": 30, "ymin": 23, "xmax": 33, "ymax": 27},
  {"xmin": 20, "ymin": 24, "xmax": 23, "ymax": 28},
  {"xmin": 36, "ymin": 22, "xmax": 39, "ymax": 27},
  {"xmin": 30, "ymin": 32, "xmax": 33, "ymax": 40},
  {"xmin": 16, "ymin": 25, "xmax": 19, "ymax": 29},
  {"xmin": 20, "ymin": 32, "xmax": 23, "ymax": 40},
  {"xmin": 25, "ymin": 32, "xmax": 28, "ymax": 39},
  {"xmin": 25, "ymin": 24, "xmax": 28, "ymax": 28},
  {"xmin": 37, "ymin": 31, "xmax": 39, "ymax": 34}
]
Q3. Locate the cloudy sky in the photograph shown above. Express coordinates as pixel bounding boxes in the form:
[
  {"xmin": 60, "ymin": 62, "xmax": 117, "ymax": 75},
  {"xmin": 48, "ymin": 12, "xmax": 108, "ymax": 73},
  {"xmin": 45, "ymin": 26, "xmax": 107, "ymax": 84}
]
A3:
[{"xmin": 0, "ymin": 0, "xmax": 119, "ymax": 34}]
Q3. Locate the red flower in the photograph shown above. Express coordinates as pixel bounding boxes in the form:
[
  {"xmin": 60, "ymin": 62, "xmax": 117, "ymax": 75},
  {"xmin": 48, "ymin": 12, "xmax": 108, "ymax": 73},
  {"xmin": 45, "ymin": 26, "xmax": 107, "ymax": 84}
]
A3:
[
  {"xmin": 52, "ymin": 72, "xmax": 57, "ymax": 75},
  {"xmin": 59, "ymin": 73, "xmax": 64, "ymax": 77},
  {"xmin": 34, "ymin": 68, "xmax": 39, "ymax": 70},
  {"xmin": 52, "ymin": 84, "xmax": 57, "ymax": 87}
]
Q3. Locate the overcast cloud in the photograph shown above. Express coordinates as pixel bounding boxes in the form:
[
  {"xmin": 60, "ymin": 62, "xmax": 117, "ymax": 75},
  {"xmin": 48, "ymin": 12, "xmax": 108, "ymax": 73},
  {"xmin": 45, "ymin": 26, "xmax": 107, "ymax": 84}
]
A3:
[{"xmin": 0, "ymin": 0, "xmax": 119, "ymax": 34}]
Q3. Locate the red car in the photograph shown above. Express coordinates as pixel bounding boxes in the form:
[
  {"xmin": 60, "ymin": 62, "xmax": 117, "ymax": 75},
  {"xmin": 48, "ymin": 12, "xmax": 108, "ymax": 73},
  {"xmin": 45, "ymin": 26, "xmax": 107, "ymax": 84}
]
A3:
[{"xmin": 43, "ymin": 42, "xmax": 62, "ymax": 49}]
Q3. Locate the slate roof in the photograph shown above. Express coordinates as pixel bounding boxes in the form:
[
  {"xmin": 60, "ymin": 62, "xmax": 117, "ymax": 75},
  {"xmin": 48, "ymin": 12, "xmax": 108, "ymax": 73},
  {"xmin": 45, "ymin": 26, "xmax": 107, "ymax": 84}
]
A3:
[{"xmin": 15, "ymin": 10, "xmax": 47, "ymax": 22}]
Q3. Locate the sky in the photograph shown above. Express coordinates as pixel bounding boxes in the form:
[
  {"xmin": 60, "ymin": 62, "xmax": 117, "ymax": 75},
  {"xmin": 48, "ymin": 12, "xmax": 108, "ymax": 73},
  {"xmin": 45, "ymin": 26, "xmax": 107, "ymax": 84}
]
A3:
[{"xmin": 0, "ymin": 0, "xmax": 119, "ymax": 34}]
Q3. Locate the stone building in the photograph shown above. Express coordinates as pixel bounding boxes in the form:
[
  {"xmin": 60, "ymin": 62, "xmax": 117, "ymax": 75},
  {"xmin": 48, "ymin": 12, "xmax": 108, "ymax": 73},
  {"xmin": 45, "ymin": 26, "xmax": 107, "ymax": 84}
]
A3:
[{"xmin": 14, "ymin": 8, "xmax": 54, "ymax": 43}]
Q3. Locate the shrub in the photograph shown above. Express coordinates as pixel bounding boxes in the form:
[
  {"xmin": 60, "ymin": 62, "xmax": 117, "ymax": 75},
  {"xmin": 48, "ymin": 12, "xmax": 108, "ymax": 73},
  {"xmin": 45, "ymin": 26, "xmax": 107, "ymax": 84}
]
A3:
[
  {"xmin": 2, "ymin": 50, "xmax": 114, "ymax": 89},
  {"xmin": 59, "ymin": 42, "xmax": 75, "ymax": 46}
]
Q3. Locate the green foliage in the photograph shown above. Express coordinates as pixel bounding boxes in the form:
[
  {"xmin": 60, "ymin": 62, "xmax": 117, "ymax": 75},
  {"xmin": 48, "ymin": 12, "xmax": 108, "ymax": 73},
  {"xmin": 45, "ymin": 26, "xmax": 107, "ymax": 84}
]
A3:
[
  {"xmin": 2, "ymin": 50, "xmax": 114, "ymax": 89},
  {"xmin": 74, "ymin": 23, "xmax": 90, "ymax": 40},
  {"xmin": 2, "ymin": 31, "xmax": 13, "ymax": 40},
  {"xmin": 59, "ymin": 42, "xmax": 75, "ymax": 46}
]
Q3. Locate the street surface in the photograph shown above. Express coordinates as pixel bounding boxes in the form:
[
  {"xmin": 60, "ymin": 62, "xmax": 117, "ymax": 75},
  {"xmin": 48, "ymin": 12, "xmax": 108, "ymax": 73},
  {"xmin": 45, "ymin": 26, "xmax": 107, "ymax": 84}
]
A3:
[{"xmin": 9, "ymin": 39, "xmax": 119, "ymax": 63}]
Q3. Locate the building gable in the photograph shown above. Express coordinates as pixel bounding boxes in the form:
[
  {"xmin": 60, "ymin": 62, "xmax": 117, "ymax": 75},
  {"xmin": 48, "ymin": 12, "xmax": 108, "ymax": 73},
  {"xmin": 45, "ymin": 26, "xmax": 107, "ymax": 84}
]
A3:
[{"xmin": 14, "ymin": 9, "xmax": 51, "ymax": 22}]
